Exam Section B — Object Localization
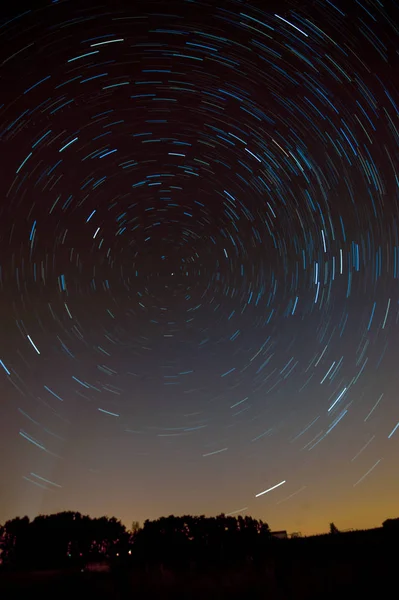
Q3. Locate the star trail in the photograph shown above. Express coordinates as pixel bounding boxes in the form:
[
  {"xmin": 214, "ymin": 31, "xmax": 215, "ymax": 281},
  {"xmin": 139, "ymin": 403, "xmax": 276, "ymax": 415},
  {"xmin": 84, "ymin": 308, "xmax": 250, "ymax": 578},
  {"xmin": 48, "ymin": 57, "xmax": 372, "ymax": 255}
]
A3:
[{"xmin": 0, "ymin": 0, "xmax": 398, "ymax": 534}]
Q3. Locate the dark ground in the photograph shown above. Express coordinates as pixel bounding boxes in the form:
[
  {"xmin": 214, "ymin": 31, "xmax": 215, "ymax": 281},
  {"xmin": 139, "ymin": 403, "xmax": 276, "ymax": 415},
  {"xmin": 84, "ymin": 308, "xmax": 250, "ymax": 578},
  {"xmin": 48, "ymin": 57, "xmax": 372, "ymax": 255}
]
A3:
[{"xmin": 0, "ymin": 533, "xmax": 395, "ymax": 599}]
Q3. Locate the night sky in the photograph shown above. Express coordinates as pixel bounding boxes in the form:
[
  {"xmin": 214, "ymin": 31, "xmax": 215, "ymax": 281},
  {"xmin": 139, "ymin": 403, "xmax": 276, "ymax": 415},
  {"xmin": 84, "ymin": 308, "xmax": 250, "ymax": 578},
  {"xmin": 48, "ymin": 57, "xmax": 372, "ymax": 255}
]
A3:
[{"xmin": 0, "ymin": 0, "xmax": 398, "ymax": 536}]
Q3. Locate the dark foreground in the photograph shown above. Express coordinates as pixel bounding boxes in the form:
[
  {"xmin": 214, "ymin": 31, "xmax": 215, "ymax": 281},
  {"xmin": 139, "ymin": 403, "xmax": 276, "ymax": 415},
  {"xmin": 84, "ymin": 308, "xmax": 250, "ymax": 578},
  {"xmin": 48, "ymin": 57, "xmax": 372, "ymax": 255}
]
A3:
[{"xmin": 0, "ymin": 533, "xmax": 395, "ymax": 599}]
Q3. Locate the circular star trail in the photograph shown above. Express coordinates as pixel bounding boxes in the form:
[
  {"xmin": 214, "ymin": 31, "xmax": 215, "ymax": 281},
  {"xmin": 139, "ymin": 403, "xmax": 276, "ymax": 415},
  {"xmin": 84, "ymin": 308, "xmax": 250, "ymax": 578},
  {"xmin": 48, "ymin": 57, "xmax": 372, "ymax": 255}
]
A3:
[{"xmin": 0, "ymin": 0, "xmax": 398, "ymax": 532}]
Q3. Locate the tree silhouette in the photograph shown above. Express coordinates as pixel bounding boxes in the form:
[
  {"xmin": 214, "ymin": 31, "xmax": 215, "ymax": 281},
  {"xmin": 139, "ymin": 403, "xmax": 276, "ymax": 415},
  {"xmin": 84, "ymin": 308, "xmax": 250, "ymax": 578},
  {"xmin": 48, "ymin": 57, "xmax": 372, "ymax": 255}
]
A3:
[
  {"xmin": 0, "ymin": 512, "xmax": 126, "ymax": 570},
  {"xmin": 132, "ymin": 513, "xmax": 271, "ymax": 569},
  {"xmin": 329, "ymin": 522, "xmax": 339, "ymax": 534},
  {"xmin": 0, "ymin": 516, "xmax": 30, "ymax": 568}
]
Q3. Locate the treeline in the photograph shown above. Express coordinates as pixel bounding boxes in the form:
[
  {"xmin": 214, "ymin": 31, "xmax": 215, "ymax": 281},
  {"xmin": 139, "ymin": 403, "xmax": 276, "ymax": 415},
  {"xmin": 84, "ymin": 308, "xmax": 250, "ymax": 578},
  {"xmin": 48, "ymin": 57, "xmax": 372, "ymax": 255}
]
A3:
[
  {"xmin": 0, "ymin": 512, "xmax": 271, "ymax": 571},
  {"xmin": 134, "ymin": 514, "xmax": 271, "ymax": 569},
  {"xmin": 0, "ymin": 512, "xmax": 129, "ymax": 570},
  {"xmin": 1, "ymin": 511, "xmax": 398, "ymax": 572}
]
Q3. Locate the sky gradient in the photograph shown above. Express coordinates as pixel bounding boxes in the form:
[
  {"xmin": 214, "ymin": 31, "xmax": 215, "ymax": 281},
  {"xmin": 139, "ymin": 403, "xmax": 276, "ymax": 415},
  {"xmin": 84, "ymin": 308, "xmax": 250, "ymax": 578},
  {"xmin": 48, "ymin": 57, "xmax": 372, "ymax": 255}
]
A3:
[{"xmin": 0, "ymin": 0, "xmax": 398, "ymax": 536}]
